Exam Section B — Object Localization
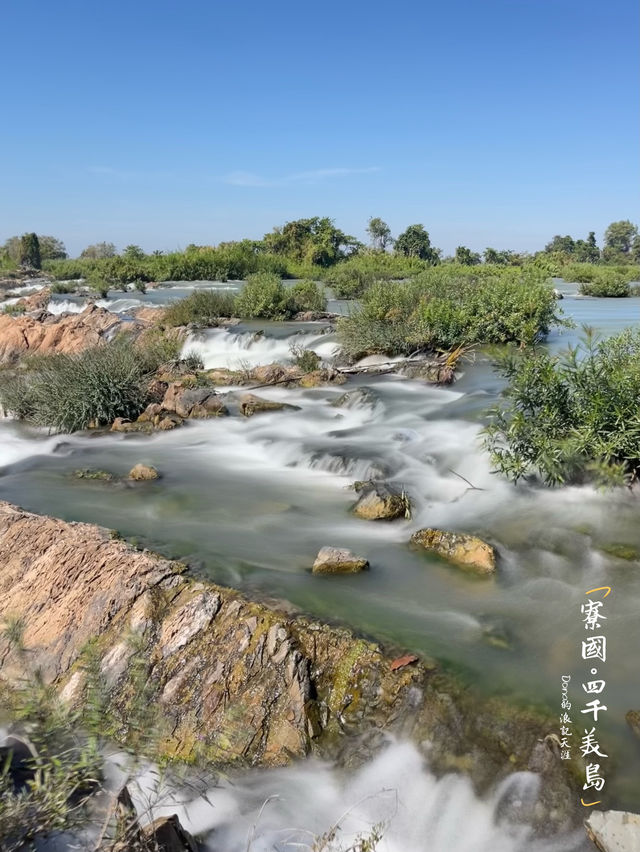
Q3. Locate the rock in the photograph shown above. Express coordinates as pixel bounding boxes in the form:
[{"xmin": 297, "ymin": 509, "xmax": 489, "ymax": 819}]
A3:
[
  {"xmin": 352, "ymin": 481, "xmax": 408, "ymax": 521},
  {"xmin": 399, "ymin": 361, "xmax": 456, "ymax": 384},
  {"xmin": 162, "ymin": 382, "xmax": 228, "ymax": 418},
  {"xmin": 626, "ymin": 710, "xmax": 640, "ymax": 740},
  {"xmin": 312, "ymin": 546, "xmax": 369, "ymax": 574},
  {"xmin": 250, "ymin": 363, "xmax": 300, "ymax": 385},
  {"xmin": 586, "ymin": 810, "xmax": 640, "ymax": 852},
  {"xmin": 240, "ymin": 393, "xmax": 299, "ymax": 417},
  {"xmin": 331, "ymin": 388, "xmax": 378, "ymax": 409},
  {"xmin": 411, "ymin": 528, "xmax": 496, "ymax": 575},
  {"xmin": 140, "ymin": 815, "xmax": 199, "ymax": 852},
  {"xmin": 0, "ymin": 304, "xmax": 152, "ymax": 364},
  {"xmin": 14, "ymin": 287, "xmax": 51, "ymax": 311},
  {"xmin": 0, "ymin": 502, "xmax": 582, "ymax": 832},
  {"xmin": 128, "ymin": 463, "xmax": 160, "ymax": 481}
]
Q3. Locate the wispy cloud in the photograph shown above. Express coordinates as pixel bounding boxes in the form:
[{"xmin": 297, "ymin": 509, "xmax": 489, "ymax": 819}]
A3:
[{"xmin": 222, "ymin": 166, "xmax": 380, "ymax": 188}]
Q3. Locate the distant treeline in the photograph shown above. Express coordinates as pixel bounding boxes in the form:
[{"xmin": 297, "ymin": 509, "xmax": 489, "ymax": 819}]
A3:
[{"xmin": 2, "ymin": 217, "xmax": 639, "ymax": 291}]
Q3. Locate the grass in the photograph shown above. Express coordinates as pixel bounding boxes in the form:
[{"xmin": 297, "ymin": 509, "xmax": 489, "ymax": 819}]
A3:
[
  {"xmin": 337, "ymin": 266, "xmax": 563, "ymax": 358},
  {"xmin": 484, "ymin": 327, "xmax": 640, "ymax": 486},
  {"xmin": 163, "ymin": 289, "xmax": 236, "ymax": 326},
  {"xmin": 0, "ymin": 333, "xmax": 182, "ymax": 432}
]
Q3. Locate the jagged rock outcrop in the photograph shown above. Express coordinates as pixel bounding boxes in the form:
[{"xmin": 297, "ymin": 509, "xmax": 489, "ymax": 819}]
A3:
[
  {"xmin": 14, "ymin": 287, "xmax": 52, "ymax": 311},
  {"xmin": 411, "ymin": 528, "xmax": 496, "ymax": 575},
  {"xmin": 0, "ymin": 502, "xmax": 581, "ymax": 831},
  {"xmin": 351, "ymin": 480, "xmax": 408, "ymax": 521},
  {"xmin": 0, "ymin": 304, "xmax": 151, "ymax": 364}
]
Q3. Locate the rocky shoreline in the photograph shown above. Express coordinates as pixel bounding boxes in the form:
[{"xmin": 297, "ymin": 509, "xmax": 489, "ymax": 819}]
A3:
[{"xmin": 0, "ymin": 500, "xmax": 583, "ymax": 835}]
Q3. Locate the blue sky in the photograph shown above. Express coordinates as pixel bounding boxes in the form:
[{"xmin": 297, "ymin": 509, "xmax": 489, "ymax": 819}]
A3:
[{"xmin": 1, "ymin": 0, "xmax": 638, "ymax": 256}]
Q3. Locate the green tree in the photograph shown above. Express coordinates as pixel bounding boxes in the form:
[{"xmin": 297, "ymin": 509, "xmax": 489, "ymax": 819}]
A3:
[
  {"xmin": 38, "ymin": 235, "xmax": 67, "ymax": 260},
  {"xmin": 366, "ymin": 217, "xmax": 393, "ymax": 252},
  {"xmin": 394, "ymin": 224, "xmax": 439, "ymax": 262},
  {"xmin": 262, "ymin": 217, "xmax": 360, "ymax": 266},
  {"xmin": 19, "ymin": 233, "xmax": 41, "ymax": 268},
  {"xmin": 122, "ymin": 244, "xmax": 145, "ymax": 259},
  {"xmin": 80, "ymin": 241, "xmax": 117, "ymax": 259},
  {"xmin": 631, "ymin": 235, "xmax": 640, "ymax": 264},
  {"xmin": 573, "ymin": 232, "xmax": 600, "ymax": 263},
  {"xmin": 604, "ymin": 220, "xmax": 638, "ymax": 255},
  {"xmin": 544, "ymin": 235, "xmax": 575, "ymax": 255},
  {"xmin": 455, "ymin": 245, "xmax": 481, "ymax": 265}
]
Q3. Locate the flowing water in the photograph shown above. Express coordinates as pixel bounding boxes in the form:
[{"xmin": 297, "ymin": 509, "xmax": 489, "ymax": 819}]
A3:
[{"xmin": 1, "ymin": 280, "xmax": 639, "ymax": 840}]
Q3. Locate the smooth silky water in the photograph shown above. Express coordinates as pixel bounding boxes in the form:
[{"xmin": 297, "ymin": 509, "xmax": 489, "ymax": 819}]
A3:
[{"xmin": 1, "ymin": 281, "xmax": 638, "ymax": 843}]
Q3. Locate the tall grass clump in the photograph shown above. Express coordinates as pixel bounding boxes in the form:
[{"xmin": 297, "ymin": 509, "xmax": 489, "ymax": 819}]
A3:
[
  {"xmin": 235, "ymin": 272, "xmax": 295, "ymax": 319},
  {"xmin": 484, "ymin": 328, "xmax": 640, "ymax": 486},
  {"xmin": 337, "ymin": 267, "xmax": 563, "ymax": 358},
  {"xmin": 0, "ymin": 334, "xmax": 181, "ymax": 432},
  {"xmin": 163, "ymin": 289, "xmax": 237, "ymax": 326}
]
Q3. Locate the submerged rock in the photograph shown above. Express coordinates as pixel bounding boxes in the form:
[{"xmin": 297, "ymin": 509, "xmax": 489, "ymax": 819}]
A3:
[
  {"xmin": 586, "ymin": 810, "xmax": 640, "ymax": 852},
  {"xmin": 626, "ymin": 710, "xmax": 640, "ymax": 740},
  {"xmin": 162, "ymin": 382, "xmax": 228, "ymax": 418},
  {"xmin": 411, "ymin": 528, "xmax": 496, "ymax": 575},
  {"xmin": 128, "ymin": 463, "xmax": 160, "ymax": 481},
  {"xmin": 351, "ymin": 481, "xmax": 409, "ymax": 521},
  {"xmin": 312, "ymin": 546, "xmax": 369, "ymax": 574}
]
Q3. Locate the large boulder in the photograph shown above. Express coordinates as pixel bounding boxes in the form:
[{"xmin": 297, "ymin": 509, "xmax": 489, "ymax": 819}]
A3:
[
  {"xmin": 586, "ymin": 811, "xmax": 640, "ymax": 852},
  {"xmin": 411, "ymin": 528, "xmax": 496, "ymax": 575},
  {"xmin": 128, "ymin": 463, "xmax": 160, "ymax": 481},
  {"xmin": 352, "ymin": 481, "xmax": 408, "ymax": 521},
  {"xmin": 312, "ymin": 546, "xmax": 369, "ymax": 574},
  {"xmin": 162, "ymin": 383, "xmax": 228, "ymax": 418}
]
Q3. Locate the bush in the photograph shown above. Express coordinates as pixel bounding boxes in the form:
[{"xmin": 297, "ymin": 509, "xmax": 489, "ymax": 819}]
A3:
[
  {"xmin": 235, "ymin": 272, "xmax": 294, "ymax": 319},
  {"xmin": 579, "ymin": 270, "xmax": 631, "ymax": 297},
  {"xmin": 163, "ymin": 289, "xmax": 237, "ymax": 327},
  {"xmin": 484, "ymin": 328, "xmax": 640, "ymax": 486},
  {"xmin": 290, "ymin": 279, "xmax": 327, "ymax": 312},
  {"xmin": 2, "ymin": 303, "xmax": 26, "ymax": 316},
  {"xmin": 323, "ymin": 252, "xmax": 427, "ymax": 298},
  {"xmin": 0, "ymin": 335, "xmax": 180, "ymax": 432},
  {"xmin": 50, "ymin": 281, "xmax": 76, "ymax": 294},
  {"xmin": 289, "ymin": 343, "xmax": 322, "ymax": 371},
  {"xmin": 337, "ymin": 267, "xmax": 563, "ymax": 358}
]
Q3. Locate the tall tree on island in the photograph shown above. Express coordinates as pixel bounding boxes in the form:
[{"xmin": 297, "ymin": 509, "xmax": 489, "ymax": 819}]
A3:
[
  {"xmin": 394, "ymin": 224, "xmax": 439, "ymax": 263},
  {"xmin": 19, "ymin": 233, "xmax": 41, "ymax": 269},
  {"xmin": 366, "ymin": 217, "xmax": 393, "ymax": 252}
]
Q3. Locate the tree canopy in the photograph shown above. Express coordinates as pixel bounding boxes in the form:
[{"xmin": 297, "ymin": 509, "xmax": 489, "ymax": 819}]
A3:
[
  {"xmin": 394, "ymin": 224, "xmax": 439, "ymax": 263},
  {"xmin": 80, "ymin": 241, "xmax": 117, "ymax": 259},
  {"xmin": 366, "ymin": 217, "xmax": 393, "ymax": 252},
  {"xmin": 604, "ymin": 220, "xmax": 638, "ymax": 255},
  {"xmin": 20, "ymin": 233, "xmax": 41, "ymax": 268},
  {"xmin": 262, "ymin": 217, "xmax": 360, "ymax": 267}
]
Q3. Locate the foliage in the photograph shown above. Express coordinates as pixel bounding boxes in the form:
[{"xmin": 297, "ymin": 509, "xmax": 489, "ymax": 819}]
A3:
[
  {"xmin": 2, "ymin": 303, "xmax": 26, "ymax": 315},
  {"xmin": 0, "ymin": 334, "xmax": 181, "ymax": 432},
  {"xmin": 289, "ymin": 343, "xmax": 322, "ymax": 372},
  {"xmin": 366, "ymin": 217, "xmax": 393, "ymax": 251},
  {"xmin": 262, "ymin": 217, "xmax": 361, "ymax": 266},
  {"xmin": 604, "ymin": 220, "xmax": 638, "ymax": 255},
  {"xmin": 80, "ymin": 241, "xmax": 117, "ymax": 259},
  {"xmin": 290, "ymin": 279, "xmax": 327, "ymax": 312},
  {"xmin": 394, "ymin": 224, "xmax": 439, "ymax": 263},
  {"xmin": 337, "ymin": 266, "xmax": 563, "ymax": 358},
  {"xmin": 323, "ymin": 251, "xmax": 427, "ymax": 298},
  {"xmin": 20, "ymin": 233, "xmax": 41, "ymax": 269},
  {"xmin": 235, "ymin": 272, "xmax": 295, "ymax": 318},
  {"xmin": 3, "ymin": 235, "xmax": 66, "ymax": 264},
  {"xmin": 50, "ymin": 281, "xmax": 76, "ymax": 294},
  {"xmin": 163, "ymin": 289, "xmax": 236, "ymax": 326},
  {"xmin": 579, "ymin": 269, "xmax": 632, "ymax": 297},
  {"xmin": 484, "ymin": 328, "xmax": 640, "ymax": 486},
  {"xmin": 455, "ymin": 245, "xmax": 482, "ymax": 265}
]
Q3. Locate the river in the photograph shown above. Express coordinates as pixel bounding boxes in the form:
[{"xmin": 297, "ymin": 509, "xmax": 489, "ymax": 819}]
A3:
[{"xmin": 0, "ymin": 279, "xmax": 638, "ymax": 845}]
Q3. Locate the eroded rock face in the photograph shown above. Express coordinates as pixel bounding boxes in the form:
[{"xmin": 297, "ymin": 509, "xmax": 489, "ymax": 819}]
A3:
[
  {"xmin": 312, "ymin": 546, "xmax": 369, "ymax": 574},
  {"xmin": 161, "ymin": 383, "xmax": 228, "ymax": 419},
  {"xmin": 0, "ymin": 304, "xmax": 147, "ymax": 364},
  {"xmin": 411, "ymin": 528, "xmax": 496, "ymax": 575},
  {"xmin": 0, "ymin": 502, "xmax": 580, "ymax": 832},
  {"xmin": 586, "ymin": 810, "xmax": 640, "ymax": 852}
]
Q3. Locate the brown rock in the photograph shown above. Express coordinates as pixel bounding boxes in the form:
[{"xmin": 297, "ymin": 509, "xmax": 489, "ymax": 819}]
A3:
[
  {"xmin": 352, "ymin": 481, "xmax": 408, "ymax": 521},
  {"xmin": 240, "ymin": 393, "xmax": 299, "ymax": 417},
  {"xmin": 14, "ymin": 287, "xmax": 51, "ymax": 311},
  {"xmin": 140, "ymin": 815, "xmax": 199, "ymax": 852},
  {"xmin": 128, "ymin": 463, "xmax": 160, "ymax": 481},
  {"xmin": 585, "ymin": 810, "xmax": 640, "ymax": 852},
  {"xmin": 411, "ymin": 528, "xmax": 496, "ymax": 575},
  {"xmin": 162, "ymin": 383, "xmax": 227, "ymax": 418},
  {"xmin": 312, "ymin": 546, "xmax": 369, "ymax": 574},
  {"xmin": 626, "ymin": 710, "xmax": 640, "ymax": 740}
]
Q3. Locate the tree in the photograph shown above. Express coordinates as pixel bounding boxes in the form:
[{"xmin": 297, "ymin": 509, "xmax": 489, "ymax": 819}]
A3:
[
  {"xmin": 122, "ymin": 244, "xmax": 145, "ymax": 259},
  {"xmin": 455, "ymin": 245, "xmax": 482, "ymax": 265},
  {"xmin": 394, "ymin": 224, "xmax": 439, "ymax": 262},
  {"xmin": 20, "ymin": 233, "xmax": 41, "ymax": 268},
  {"xmin": 366, "ymin": 217, "xmax": 393, "ymax": 252},
  {"xmin": 604, "ymin": 220, "xmax": 638, "ymax": 255},
  {"xmin": 262, "ymin": 217, "xmax": 360, "ymax": 267},
  {"xmin": 38, "ymin": 236, "xmax": 67, "ymax": 260},
  {"xmin": 544, "ymin": 235, "xmax": 575, "ymax": 255},
  {"xmin": 631, "ymin": 235, "xmax": 640, "ymax": 264},
  {"xmin": 80, "ymin": 241, "xmax": 117, "ymax": 259},
  {"xmin": 573, "ymin": 232, "xmax": 600, "ymax": 263}
]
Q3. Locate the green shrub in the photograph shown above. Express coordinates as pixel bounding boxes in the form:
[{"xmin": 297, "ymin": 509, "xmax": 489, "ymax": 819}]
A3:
[
  {"xmin": 289, "ymin": 343, "xmax": 322, "ymax": 371},
  {"xmin": 2, "ymin": 303, "xmax": 26, "ymax": 316},
  {"xmin": 323, "ymin": 252, "xmax": 426, "ymax": 298},
  {"xmin": 484, "ymin": 328, "xmax": 640, "ymax": 486},
  {"xmin": 50, "ymin": 281, "xmax": 76, "ymax": 294},
  {"xmin": 235, "ymin": 272, "xmax": 294, "ymax": 319},
  {"xmin": 579, "ymin": 270, "xmax": 631, "ymax": 297},
  {"xmin": 561, "ymin": 263, "xmax": 598, "ymax": 283},
  {"xmin": 0, "ymin": 335, "xmax": 180, "ymax": 432},
  {"xmin": 337, "ymin": 267, "xmax": 563, "ymax": 358},
  {"xmin": 163, "ymin": 289, "xmax": 237, "ymax": 326},
  {"xmin": 290, "ymin": 279, "xmax": 327, "ymax": 312}
]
